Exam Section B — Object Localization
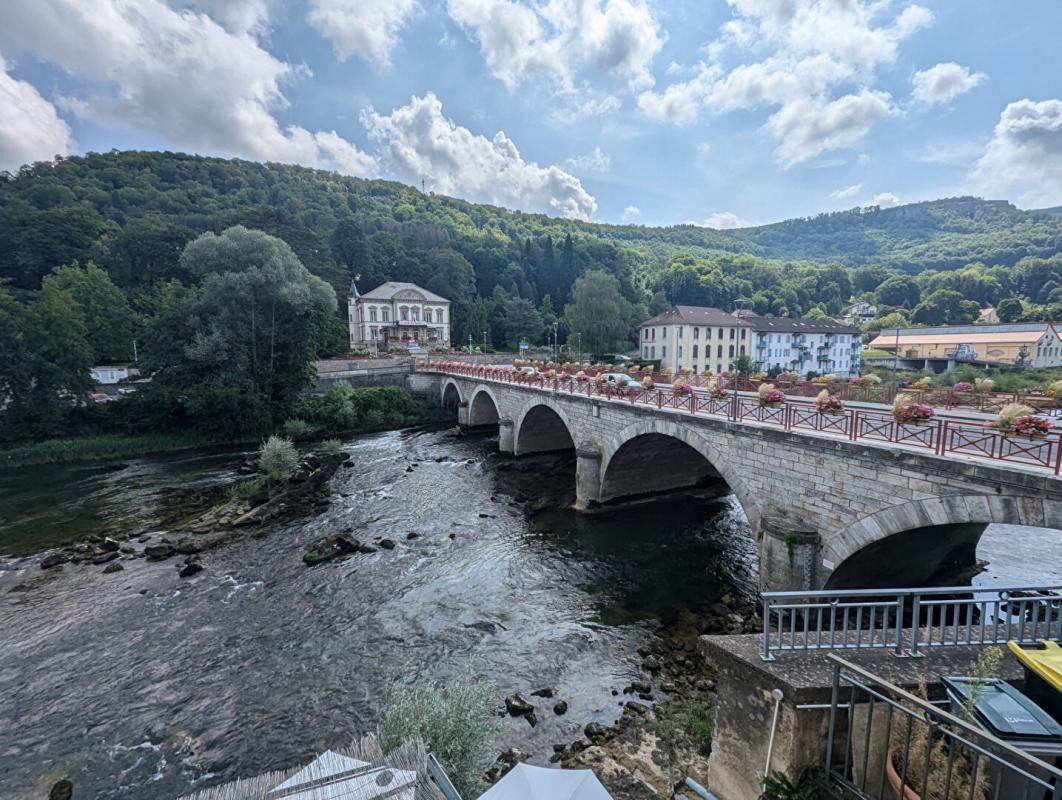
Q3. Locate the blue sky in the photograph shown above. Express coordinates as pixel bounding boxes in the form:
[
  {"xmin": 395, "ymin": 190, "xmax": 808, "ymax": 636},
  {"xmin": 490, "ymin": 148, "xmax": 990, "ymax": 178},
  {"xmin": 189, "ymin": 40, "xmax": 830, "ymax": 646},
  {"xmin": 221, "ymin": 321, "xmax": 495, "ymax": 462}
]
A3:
[{"xmin": 2, "ymin": 0, "xmax": 1061, "ymax": 227}]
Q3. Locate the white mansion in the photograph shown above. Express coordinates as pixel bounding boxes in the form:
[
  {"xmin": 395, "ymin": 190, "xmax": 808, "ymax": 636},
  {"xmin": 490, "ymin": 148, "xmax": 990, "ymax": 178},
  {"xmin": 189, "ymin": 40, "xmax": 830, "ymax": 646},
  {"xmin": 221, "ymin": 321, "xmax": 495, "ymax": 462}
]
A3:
[
  {"xmin": 348, "ymin": 281, "xmax": 451, "ymax": 351},
  {"xmin": 638, "ymin": 305, "xmax": 862, "ymax": 377}
]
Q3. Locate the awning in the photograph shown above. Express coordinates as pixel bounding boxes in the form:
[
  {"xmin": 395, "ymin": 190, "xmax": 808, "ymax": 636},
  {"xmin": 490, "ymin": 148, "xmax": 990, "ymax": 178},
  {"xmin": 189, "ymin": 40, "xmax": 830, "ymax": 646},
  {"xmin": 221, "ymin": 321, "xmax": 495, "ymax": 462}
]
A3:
[{"xmin": 476, "ymin": 764, "xmax": 613, "ymax": 800}]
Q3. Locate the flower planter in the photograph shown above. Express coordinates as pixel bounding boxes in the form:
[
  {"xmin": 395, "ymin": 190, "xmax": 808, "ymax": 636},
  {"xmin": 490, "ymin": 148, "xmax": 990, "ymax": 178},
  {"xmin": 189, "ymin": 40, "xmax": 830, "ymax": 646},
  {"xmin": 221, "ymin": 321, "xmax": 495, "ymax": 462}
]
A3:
[{"xmin": 886, "ymin": 748, "xmax": 923, "ymax": 800}]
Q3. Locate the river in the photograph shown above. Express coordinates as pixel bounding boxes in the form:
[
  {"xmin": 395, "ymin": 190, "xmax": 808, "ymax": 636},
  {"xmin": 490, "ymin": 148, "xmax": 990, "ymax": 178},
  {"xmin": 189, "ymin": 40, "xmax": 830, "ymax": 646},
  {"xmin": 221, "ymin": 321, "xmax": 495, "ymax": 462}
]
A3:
[{"xmin": 0, "ymin": 429, "xmax": 1059, "ymax": 799}]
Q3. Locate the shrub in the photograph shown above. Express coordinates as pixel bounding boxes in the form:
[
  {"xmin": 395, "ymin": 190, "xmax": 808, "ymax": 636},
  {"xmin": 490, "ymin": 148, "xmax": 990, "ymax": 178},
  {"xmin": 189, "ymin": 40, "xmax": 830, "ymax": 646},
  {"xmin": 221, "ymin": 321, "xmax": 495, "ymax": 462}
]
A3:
[
  {"xmin": 892, "ymin": 393, "xmax": 934, "ymax": 425},
  {"xmin": 281, "ymin": 418, "xmax": 314, "ymax": 440},
  {"xmin": 758, "ymin": 383, "xmax": 785, "ymax": 406},
  {"xmin": 862, "ymin": 373, "xmax": 883, "ymax": 385},
  {"xmin": 974, "ymin": 377, "xmax": 995, "ymax": 394},
  {"xmin": 708, "ymin": 380, "xmax": 729, "ymax": 399},
  {"xmin": 993, "ymin": 402, "xmax": 1036, "ymax": 431},
  {"xmin": 318, "ymin": 438, "xmax": 343, "ymax": 455},
  {"xmin": 378, "ymin": 668, "xmax": 498, "ymax": 799},
  {"xmin": 258, "ymin": 435, "xmax": 298, "ymax": 480},
  {"xmin": 814, "ymin": 389, "xmax": 843, "ymax": 414},
  {"xmin": 952, "ymin": 381, "xmax": 973, "ymax": 392}
]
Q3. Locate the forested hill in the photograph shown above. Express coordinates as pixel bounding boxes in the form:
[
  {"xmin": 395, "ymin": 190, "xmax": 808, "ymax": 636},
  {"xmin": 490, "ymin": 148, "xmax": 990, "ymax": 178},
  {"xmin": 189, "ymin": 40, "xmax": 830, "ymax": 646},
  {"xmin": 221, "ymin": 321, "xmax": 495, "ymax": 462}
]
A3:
[
  {"xmin": 591, "ymin": 198, "xmax": 1062, "ymax": 272},
  {"xmin": 2, "ymin": 150, "xmax": 1062, "ymax": 343}
]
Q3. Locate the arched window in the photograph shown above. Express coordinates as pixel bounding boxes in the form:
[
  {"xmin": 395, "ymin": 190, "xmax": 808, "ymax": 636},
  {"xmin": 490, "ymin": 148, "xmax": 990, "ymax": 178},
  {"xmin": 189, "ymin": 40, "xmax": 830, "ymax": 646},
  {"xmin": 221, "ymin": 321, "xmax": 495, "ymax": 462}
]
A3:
[
  {"xmin": 435, "ymin": 308, "xmax": 444, "ymax": 323},
  {"xmin": 369, "ymin": 306, "xmax": 378, "ymax": 322},
  {"xmin": 400, "ymin": 306, "xmax": 409, "ymax": 321}
]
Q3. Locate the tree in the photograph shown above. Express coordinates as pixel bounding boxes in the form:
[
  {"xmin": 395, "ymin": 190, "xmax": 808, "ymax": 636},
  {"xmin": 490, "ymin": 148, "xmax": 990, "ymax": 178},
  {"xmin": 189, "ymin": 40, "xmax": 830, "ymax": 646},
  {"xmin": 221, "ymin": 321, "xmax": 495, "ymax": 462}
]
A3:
[
  {"xmin": 42, "ymin": 261, "xmax": 135, "ymax": 362},
  {"xmin": 329, "ymin": 219, "xmax": 372, "ymax": 284},
  {"xmin": 648, "ymin": 290, "xmax": 670, "ymax": 315},
  {"xmin": 733, "ymin": 353, "xmax": 756, "ymax": 376},
  {"xmin": 995, "ymin": 297, "xmax": 1022, "ymax": 323},
  {"xmin": 911, "ymin": 289, "xmax": 978, "ymax": 325},
  {"xmin": 875, "ymin": 275, "xmax": 920, "ymax": 308},
  {"xmin": 503, "ymin": 297, "xmax": 544, "ymax": 348},
  {"xmin": 149, "ymin": 227, "xmax": 337, "ymax": 436},
  {"xmin": 563, "ymin": 270, "xmax": 633, "ymax": 356}
]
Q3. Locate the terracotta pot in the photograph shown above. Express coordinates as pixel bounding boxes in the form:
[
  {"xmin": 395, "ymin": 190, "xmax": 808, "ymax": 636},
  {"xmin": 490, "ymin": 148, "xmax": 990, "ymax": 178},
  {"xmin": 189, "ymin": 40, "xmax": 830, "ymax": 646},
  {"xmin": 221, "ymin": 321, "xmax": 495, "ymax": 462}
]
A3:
[{"xmin": 886, "ymin": 748, "xmax": 922, "ymax": 800}]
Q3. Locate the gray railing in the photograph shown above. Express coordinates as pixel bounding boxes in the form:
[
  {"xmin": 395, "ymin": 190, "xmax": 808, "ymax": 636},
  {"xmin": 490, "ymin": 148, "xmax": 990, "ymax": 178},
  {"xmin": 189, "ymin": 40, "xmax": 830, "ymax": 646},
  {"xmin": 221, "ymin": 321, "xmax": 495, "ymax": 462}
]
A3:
[
  {"xmin": 825, "ymin": 655, "xmax": 1062, "ymax": 800},
  {"xmin": 761, "ymin": 584, "xmax": 1062, "ymax": 661}
]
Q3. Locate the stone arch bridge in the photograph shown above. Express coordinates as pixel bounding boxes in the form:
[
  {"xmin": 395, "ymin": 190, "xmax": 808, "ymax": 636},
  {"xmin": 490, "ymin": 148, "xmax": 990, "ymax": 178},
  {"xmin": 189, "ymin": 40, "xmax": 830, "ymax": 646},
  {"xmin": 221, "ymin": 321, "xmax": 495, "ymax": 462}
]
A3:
[{"xmin": 414, "ymin": 369, "xmax": 1062, "ymax": 592}]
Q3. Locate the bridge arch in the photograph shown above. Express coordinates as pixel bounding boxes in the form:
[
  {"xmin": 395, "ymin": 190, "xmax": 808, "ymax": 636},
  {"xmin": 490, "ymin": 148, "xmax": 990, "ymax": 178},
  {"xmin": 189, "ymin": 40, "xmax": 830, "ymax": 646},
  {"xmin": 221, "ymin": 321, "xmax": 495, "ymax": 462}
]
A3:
[
  {"xmin": 598, "ymin": 419, "xmax": 760, "ymax": 528},
  {"xmin": 823, "ymin": 495, "xmax": 1062, "ymax": 589},
  {"xmin": 441, "ymin": 379, "xmax": 462, "ymax": 410},
  {"xmin": 513, "ymin": 401, "xmax": 576, "ymax": 455},
  {"xmin": 467, "ymin": 385, "xmax": 501, "ymax": 427}
]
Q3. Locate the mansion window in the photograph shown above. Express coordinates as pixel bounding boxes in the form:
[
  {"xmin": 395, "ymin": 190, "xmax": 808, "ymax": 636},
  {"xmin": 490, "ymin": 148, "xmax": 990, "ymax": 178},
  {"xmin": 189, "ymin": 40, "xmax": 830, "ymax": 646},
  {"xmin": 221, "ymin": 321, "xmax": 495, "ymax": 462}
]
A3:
[
  {"xmin": 662, "ymin": 346, "xmax": 667, "ymax": 358},
  {"xmin": 412, "ymin": 307, "xmax": 421, "ymax": 321},
  {"xmin": 381, "ymin": 308, "xmax": 390, "ymax": 322},
  {"xmin": 729, "ymin": 345, "xmax": 735, "ymax": 357},
  {"xmin": 369, "ymin": 307, "xmax": 378, "ymax": 322},
  {"xmin": 717, "ymin": 345, "xmax": 723, "ymax": 357},
  {"xmin": 400, "ymin": 306, "xmax": 410, "ymax": 321},
  {"xmin": 678, "ymin": 327, "xmax": 683, "ymax": 339},
  {"xmin": 435, "ymin": 308, "xmax": 444, "ymax": 323},
  {"xmin": 693, "ymin": 344, "xmax": 698, "ymax": 358},
  {"xmin": 693, "ymin": 327, "xmax": 699, "ymax": 339}
]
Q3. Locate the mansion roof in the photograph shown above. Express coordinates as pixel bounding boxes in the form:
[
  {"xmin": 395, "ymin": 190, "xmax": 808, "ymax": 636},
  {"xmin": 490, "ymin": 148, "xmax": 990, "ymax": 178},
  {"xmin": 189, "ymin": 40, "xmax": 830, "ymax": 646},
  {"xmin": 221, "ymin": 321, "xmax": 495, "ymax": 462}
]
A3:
[
  {"xmin": 355, "ymin": 282, "xmax": 449, "ymax": 304},
  {"xmin": 639, "ymin": 305, "xmax": 752, "ymax": 327}
]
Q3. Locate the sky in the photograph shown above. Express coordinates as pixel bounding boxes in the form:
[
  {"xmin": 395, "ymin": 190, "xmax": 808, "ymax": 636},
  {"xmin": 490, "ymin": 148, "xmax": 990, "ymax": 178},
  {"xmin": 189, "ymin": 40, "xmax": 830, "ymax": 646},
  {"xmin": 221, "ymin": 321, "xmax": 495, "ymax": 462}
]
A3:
[{"xmin": 1, "ymin": 0, "xmax": 1061, "ymax": 228}]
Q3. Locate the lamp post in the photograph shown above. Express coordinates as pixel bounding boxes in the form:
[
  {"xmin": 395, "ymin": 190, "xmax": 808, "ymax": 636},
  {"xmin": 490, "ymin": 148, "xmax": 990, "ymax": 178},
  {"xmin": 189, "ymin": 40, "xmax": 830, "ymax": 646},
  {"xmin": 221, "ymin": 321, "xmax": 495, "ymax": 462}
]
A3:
[
  {"xmin": 468, "ymin": 333, "xmax": 473, "ymax": 355},
  {"xmin": 576, "ymin": 332, "xmax": 582, "ymax": 363},
  {"xmin": 552, "ymin": 322, "xmax": 559, "ymax": 360},
  {"xmin": 482, "ymin": 331, "xmax": 487, "ymax": 354},
  {"xmin": 890, "ymin": 326, "xmax": 900, "ymax": 400}
]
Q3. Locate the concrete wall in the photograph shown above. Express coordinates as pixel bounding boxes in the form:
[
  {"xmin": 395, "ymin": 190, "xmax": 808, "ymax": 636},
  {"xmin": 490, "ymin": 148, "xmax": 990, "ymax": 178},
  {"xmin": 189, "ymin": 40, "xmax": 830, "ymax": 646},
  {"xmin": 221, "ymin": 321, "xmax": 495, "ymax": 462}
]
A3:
[
  {"xmin": 431, "ymin": 376, "xmax": 1062, "ymax": 590},
  {"xmin": 314, "ymin": 365, "xmax": 412, "ymax": 392}
]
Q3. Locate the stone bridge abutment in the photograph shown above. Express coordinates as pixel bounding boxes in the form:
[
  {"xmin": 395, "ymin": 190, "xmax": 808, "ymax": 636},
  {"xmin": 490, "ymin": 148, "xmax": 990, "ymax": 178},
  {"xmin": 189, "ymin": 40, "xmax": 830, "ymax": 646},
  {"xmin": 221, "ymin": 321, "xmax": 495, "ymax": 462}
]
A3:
[{"xmin": 418, "ymin": 373, "xmax": 1062, "ymax": 592}]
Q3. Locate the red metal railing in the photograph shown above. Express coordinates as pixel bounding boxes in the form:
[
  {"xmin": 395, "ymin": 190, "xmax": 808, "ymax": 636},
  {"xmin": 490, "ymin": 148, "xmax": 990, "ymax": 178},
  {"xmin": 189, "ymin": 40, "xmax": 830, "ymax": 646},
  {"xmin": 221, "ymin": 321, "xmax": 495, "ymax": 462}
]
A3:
[{"xmin": 419, "ymin": 360, "xmax": 1062, "ymax": 476}]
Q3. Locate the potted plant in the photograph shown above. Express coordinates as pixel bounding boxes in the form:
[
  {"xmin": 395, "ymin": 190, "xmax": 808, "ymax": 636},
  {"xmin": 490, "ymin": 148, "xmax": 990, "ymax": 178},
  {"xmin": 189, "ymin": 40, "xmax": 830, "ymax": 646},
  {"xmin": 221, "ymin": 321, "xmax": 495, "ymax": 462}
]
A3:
[
  {"xmin": 814, "ymin": 389, "xmax": 843, "ymax": 415},
  {"xmin": 1011, "ymin": 414, "xmax": 1052, "ymax": 439},
  {"xmin": 708, "ymin": 380, "xmax": 729, "ymax": 400},
  {"xmin": 642, "ymin": 376, "xmax": 654, "ymax": 390},
  {"xmin": 758, "ymin": 383, "xmax": 785, "ymax": 407},
  {"xmin": 912, "ymin": 376, "xmax": 933, "ymax": 390},
  {"xmin": 952, "ymin": 381, "xmax": 973, "ymax": 393},
  {"xmin": 575, "ymin": 370, "xmax": 588, "ymax": 382},
  {"xmin": 672, "ymin": 379, "xmax": 692, "ymax": 397},
  {"xmin": 893, "ymin": 393, "xmax": 935, "ymax": 425}
]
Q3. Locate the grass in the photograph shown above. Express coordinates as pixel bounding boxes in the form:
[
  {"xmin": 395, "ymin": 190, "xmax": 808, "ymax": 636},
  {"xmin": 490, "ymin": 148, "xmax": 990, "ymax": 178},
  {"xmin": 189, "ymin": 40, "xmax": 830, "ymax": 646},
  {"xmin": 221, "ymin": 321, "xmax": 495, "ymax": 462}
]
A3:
[{"xmin": 0, "ymin": 433, "xmax": 217, "ymax": 468}]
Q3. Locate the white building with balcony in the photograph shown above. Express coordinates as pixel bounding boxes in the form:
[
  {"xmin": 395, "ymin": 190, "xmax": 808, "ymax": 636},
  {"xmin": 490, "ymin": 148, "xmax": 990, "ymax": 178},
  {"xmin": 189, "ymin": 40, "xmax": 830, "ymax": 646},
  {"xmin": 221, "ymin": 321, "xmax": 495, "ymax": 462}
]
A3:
[
  {"xmin": 348, "ymin": 281, "xmax": 450, "ymax": 351},
  {"xmin": 736, "ymin": 313, "xmax": 862, "ymax": 376}
]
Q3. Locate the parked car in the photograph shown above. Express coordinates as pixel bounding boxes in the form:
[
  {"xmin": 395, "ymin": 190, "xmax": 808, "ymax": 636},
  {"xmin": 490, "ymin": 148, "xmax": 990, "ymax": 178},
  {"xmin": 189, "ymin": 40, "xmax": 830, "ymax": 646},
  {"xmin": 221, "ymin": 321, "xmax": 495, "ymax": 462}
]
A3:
[
  {"xmin": 596, "ymin": 353, "xmax": 632, "ymax": 363},
  {"xmin": 601, "ymin": 372, "xmax": 643, "ymax": 390}
]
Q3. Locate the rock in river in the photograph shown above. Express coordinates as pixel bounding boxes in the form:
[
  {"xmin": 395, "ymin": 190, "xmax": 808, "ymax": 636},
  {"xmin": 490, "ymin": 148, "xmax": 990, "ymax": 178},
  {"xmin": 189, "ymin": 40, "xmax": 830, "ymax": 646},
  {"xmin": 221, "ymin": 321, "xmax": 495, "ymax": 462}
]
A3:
[
  {"xmin": 102, "ymin": 562, "xmax": 124, "ymax": 574},
  {"xmin": 303, "ymin": 534, "xmax": 361, "ymax": 565},
  {"xmin": 40, "ymin": 553, "xmax": 68, "ymax": 570},
  {"xmin": 178, "ymin": 562, "xmax": 204, "ymax": 578},
  {"xmin": 144, "ymin": 544, "xmax": 176, "ymax": 561},
  {"xmin": 505, "ymin": 694, "xmax": 534, "ymax": 716},
  {"xmin": 553, "ymin": 700, "xmax": 568, "ymax": 715}
]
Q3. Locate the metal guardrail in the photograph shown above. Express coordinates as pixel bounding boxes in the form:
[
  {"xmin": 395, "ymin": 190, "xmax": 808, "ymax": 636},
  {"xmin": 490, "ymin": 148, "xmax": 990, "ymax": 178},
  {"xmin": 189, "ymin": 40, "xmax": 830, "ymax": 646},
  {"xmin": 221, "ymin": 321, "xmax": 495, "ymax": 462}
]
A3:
[
  {"xmin": 825, "ymin": 655, "xmax": 1062, "ymax": 800},
  {"xmin": 761, "ymin": 584, "xmax": 1062, "ymax": 661}
]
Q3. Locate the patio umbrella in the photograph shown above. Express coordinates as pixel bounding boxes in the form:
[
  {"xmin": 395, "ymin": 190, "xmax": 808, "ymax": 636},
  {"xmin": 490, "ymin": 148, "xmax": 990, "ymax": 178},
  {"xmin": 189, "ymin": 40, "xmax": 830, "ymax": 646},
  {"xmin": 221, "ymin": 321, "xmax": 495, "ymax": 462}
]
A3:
[{"xmin": 477, "ymin": 764, "xmax": 613, "ymax": 800}]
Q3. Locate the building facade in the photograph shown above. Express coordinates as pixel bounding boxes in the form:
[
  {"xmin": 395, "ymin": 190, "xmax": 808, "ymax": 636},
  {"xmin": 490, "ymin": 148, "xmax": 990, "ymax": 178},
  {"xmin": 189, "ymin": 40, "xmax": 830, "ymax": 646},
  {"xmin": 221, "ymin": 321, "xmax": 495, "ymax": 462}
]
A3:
[
  {"xmin": 868, "ymin": 322, "xmax": 1062, "ymax": 369},
  {"xmin": 638, "ymin": 306, "xmax": 753, "ymax": 374},
  {"xmin": 348, "ymin": 281, "xmax": 451, "ymax": 351},
  {"xmin": 737, "ymin": 313, "xmax": 862, "ymax": 376}
]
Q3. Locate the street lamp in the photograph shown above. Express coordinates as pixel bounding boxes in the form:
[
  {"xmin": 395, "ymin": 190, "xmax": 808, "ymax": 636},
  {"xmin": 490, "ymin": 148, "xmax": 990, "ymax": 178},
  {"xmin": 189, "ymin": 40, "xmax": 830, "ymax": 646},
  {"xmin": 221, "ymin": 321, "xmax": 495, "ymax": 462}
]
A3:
[
  {"xmin": 468, "ymin": 333, "xmax": 473, "ymax": 355},
  {"xmin": 482, "ymin": 331, "xmax": 487, "ymax": 354},
  {"xmin": 890, "ymin": 325, "xmax": 900, "ymax": 400},
  {"xmin": 552, "ymin": 322, "xmax": 559, "ymax": 359},
  {"xmin": 576, "ymin": 332, "xmax": 582, "ymax": 363}
]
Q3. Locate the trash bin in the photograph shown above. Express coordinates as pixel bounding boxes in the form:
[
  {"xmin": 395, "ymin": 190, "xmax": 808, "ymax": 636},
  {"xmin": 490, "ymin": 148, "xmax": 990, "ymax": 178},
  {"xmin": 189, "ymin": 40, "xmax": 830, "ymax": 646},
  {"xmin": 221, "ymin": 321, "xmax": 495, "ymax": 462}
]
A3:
[
  {"xmin": 1009, "ymin": 641, "xmax": 1062, "ymax": 724},
  {"xmin": 942, "ymin": 676, "xmax": 1062, "ymax": 799}
]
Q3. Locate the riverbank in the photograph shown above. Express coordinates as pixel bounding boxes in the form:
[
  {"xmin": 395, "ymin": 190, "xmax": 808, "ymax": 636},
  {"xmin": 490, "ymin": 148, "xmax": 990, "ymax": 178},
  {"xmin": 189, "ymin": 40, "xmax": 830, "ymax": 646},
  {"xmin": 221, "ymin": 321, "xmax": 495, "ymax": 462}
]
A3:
[{"xmin": 0, "ymin": 433, "xmax": 222, "ymax": 468}]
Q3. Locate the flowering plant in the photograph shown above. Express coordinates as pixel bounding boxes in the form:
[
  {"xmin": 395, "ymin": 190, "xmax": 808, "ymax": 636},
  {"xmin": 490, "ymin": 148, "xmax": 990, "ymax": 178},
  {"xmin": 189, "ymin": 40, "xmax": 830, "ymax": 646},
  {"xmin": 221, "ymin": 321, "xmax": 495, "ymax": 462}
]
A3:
[
  {"xmin": 546, "ymin": 369, "xmax": 557, "ymax": 380},
  {"xmin": 1045, "ymin": 380, "xmax": 1062, "ymax": 397},
  {"xmin": 991, "ymin": 403, "xmax": 1035, "ymax": 434},
  {"xmin": 701, "ymin": 369, "xmax": 713, "ymax": 377},
  {"xmin": 642, "ymin": 377, "xmax": 655, "ymax": 390},
  {"xmin": 849, "ymin": 375, "xmax": 864, "ymax": 386},
  {"xmin": 892, "ymin": 393, "xmax": 935, "ymax": 425},
  {"xmin": 758, "ymin": 383, "xmax": 785, "ymax": 407},
  {"xmin": 952, "ymin": 381, "xmax": 973, "ymax": 392},
  {"xmin": 862, "ymin": 374, "xmax": 883, "ymax": 385},
  {"xmin": 672, "ymin": 379, "xmax": 692, "ymax": 396},
  {"xmin": 575, "ymin": 370, "xmax": 588, "ymax": 381},
  {"xmin": 814, "ymin": 389, "xmax": 844, "ymax": 415},
  {"xmin": 776, "ymin": 370, "xmax": 798, "ymax": 384},
  {"xmin": 1011, "ymin": 415, "xmax": 1052, "ymax": 438},
  {"xmin": 974, "ymin": 377, "xmax": 995, "ymax": 394},
  {"xmin": 616, "ymin": 376, "xmax": 630, "ymax": 390},
  {"xmin": 912, "ymin": 377, "xmax": 932, "ymax": 390},
  {"xmin": 708, "ymin": 380, "xmax": 729, "ymax": 400}
]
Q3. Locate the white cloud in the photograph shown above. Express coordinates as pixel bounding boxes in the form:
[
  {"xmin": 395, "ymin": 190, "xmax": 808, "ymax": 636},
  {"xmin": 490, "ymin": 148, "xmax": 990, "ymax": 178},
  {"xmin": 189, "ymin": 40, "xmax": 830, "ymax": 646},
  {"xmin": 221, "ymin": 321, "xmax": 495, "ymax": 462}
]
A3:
[
  {"xmin": 703, "ymin": 211, "xmax": 750, "ymax": 229},
  {"xmin": 446, "ymin": 0, "xmax": 665, "ymax": 92},
  {"xmin": 621, "ymin": 204, "xmax": 641, "ymax": 222},
  {"xmin": 307, "ymin": 0, "xmax": 420, "ymax": 68},
  {"xmin": 912, "ymin": 62, "xmax": 986, "ymax": 105},
  {"xmin": 0, "ymin": 0, "xmax": 377, "ymax": 177},
  {"xmin": 829, "ymin": 183, "xmax": 862, "ymax": 199},
  {"xmin": 362, "ymin": 92, "xmax": 597, "ymax": 220},
  {"xmin": 970, "ymin": 99, "xmax": 1062, "ymax": 208},
  {"xmin": 639, "ymin": 0, "xmax": 929, "ymax": 164},
  {"xmin": 177, "ymin": 0, "xmax": 271, "ymax": 33},
  {"xmin": 565, "ymin": 145, "xmax": 611, "ymax": 174},
  {"xmin": 869, "ymin": 192, "xmax": 901, "ymax": 208},
  {"xmin": 767, "ymin": 90, "xmax": 897, "ymax": 168},
  {"xmin": 0, "ymin": 53, "xmax": 74, "ymax": 172}
]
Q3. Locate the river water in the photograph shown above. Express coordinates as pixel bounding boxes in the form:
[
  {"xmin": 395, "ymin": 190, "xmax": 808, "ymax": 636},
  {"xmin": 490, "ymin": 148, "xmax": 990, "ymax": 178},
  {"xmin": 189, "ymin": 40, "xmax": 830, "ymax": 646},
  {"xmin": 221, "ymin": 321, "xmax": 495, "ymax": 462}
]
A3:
[
  {"xmin": 0, "ymin": 430, "xmax": 758, "ymax": 799},
  {"xmin": 1, "ymin": 430, "xmax": 1059, "ymax": 799}
]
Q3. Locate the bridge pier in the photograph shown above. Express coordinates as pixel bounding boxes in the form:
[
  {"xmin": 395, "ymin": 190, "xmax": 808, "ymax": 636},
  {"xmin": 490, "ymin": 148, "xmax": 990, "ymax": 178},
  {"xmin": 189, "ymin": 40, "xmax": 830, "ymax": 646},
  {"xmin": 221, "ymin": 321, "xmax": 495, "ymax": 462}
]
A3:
[
  {"xmin": 498, "ymin": 419, "xmax": 515, "ymax": 454},
  {"xmin": 574, "ymin": 448, "xmax": 603, "ymax": 510},
  {"xmin": 456, "ymin": 401, "xmax": 469, "ymax": 427},
  {"xmin": 758, "ymin": 518, "xmax": 820, "ymax": 593}
]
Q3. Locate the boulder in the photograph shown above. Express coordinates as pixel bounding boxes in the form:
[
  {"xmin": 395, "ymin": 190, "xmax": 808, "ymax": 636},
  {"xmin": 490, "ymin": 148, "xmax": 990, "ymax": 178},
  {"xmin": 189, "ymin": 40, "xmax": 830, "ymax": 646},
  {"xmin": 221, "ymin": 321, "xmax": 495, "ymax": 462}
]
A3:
[
  {"xmin": 553, "ymin": 700, "xmax": 569, "ymax": 715},
  {"xmin": 530, "ymin": 687, "xmax": 554, "ymax": 698},
  {"xmin": 303, "ymin": 534, "xmax": 361, "ymax": 565},
  {"xmin": 175, "ymin": 538, "xmax": 203, "ymax": 555},
  {"xmin": 49, "ymin": 780, "xmax": 73, "ymax": 800},
  {"xmin": 102, "ymin": 562, "xmax": 124, "ymax": 574},
  {"xmin": 584, "ymin": 722, "xmax": 608, "ymax": 742},
  {"xmin": 178, "ymin": 562, "xmax": 204, "ymax": 578},
  {"xmin": 357, "ymin": 543, "xmax": 378, "ymax": 554},
  {"xmin": 144, "ymin": 544, "xmax": 176, "ymax": 561},
  {"xmin": 629, "ymin": 680, "xmax": 652, "ymax": 695},
  {"xmin": 378, "ymin": 539, "xmax": 396, "ymax": 550},
  {"xmin": 641, "ymin": 655, "xmax": 662, "ymax": 672},
  {"xmin": 91, "ymin": 551, "xmax": 120, "ymax": 565},
  {"xmin": 99, "ymin": 537, "xmax": 121, "ymax": 552},
  {"xmin": 40, "ymin": 553, "xmax": 67, "ymax": 570},
  {"xmin": 504, "ymin": 694, "xmax": 534, "ymax": 716}
]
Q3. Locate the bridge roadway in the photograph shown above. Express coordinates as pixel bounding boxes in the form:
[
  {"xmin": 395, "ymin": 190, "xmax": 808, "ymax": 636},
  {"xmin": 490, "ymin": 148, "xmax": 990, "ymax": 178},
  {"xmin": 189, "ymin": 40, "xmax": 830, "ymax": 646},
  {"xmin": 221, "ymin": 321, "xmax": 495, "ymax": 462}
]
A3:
[{"xmin": 412, "ymin": 364, "xmax": 1062, "ymax": 593}]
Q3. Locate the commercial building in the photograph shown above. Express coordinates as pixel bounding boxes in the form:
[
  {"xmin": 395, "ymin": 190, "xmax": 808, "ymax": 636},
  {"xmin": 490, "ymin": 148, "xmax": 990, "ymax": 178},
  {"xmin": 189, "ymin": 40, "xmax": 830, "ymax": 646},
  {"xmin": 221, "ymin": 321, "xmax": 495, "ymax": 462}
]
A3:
[
  {"xmin": 348, "ymin": 281, "xmax": 450, "ymax": 352},
  {"xmin": 868, "ymin": 322, "xmax": 1062, "ymax": 370}
]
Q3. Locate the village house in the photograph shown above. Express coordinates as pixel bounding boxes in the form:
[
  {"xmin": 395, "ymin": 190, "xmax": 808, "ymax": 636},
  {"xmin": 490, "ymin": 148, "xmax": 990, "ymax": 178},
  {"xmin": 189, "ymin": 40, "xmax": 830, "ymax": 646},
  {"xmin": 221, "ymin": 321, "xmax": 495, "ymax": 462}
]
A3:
[{"xmin": 868, "ymin": 322, "xmax": 1062, "ymax": 370}]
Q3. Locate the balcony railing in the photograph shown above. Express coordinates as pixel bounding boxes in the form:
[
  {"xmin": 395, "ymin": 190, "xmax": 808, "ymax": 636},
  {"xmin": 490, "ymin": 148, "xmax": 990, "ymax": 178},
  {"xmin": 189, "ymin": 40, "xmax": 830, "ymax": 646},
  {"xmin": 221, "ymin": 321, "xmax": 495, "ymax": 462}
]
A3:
[
  {"xmin": 761, "ymin": 584, "xmax": 1062, "ymax": 660},
  {"xmin": 824, "ymin": 655, "xmax": 1062, "ymax": 800}
]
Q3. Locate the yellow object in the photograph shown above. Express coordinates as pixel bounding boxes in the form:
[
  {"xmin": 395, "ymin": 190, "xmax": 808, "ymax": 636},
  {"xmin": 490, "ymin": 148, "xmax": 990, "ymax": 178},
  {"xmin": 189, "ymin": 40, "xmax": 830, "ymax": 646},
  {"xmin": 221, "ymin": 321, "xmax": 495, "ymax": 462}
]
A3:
[{"xmin": 1008, "ymin": 640, "xmax": 1062, "ymax": 692}]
